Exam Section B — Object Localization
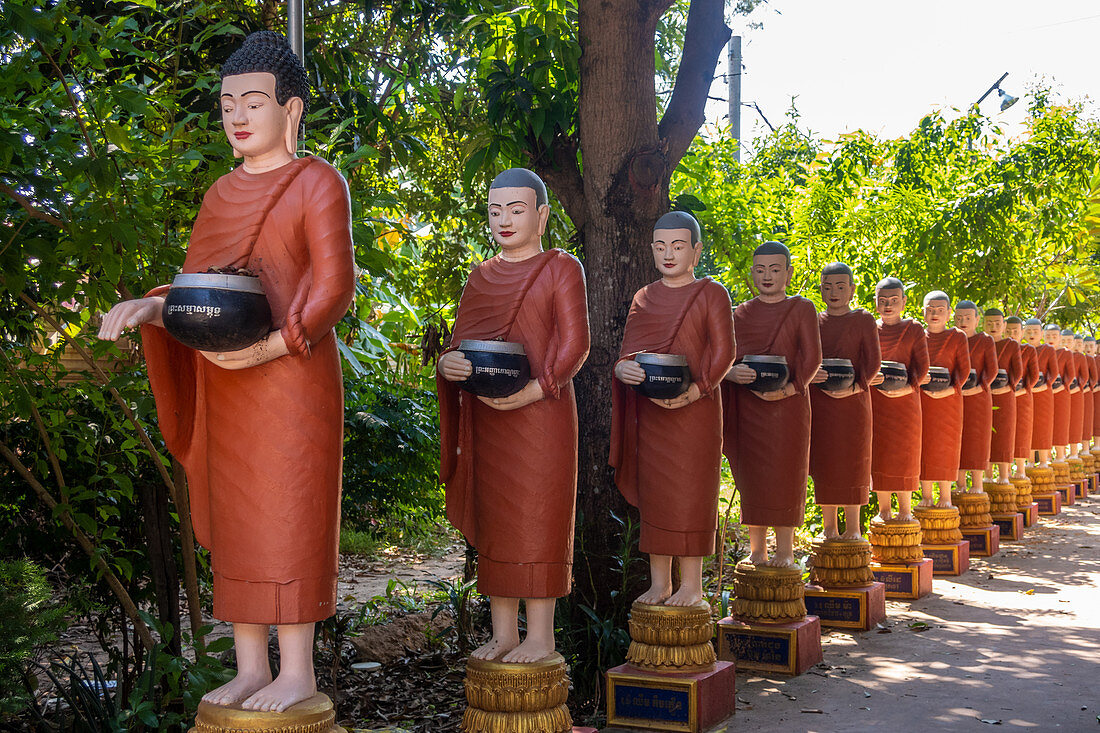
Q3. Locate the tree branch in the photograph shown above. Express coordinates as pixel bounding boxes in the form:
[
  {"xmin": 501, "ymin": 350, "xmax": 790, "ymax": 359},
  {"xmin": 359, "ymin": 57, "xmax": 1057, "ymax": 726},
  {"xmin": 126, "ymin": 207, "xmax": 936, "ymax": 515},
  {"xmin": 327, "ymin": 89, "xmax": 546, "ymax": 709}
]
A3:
[
  {"xmin": 0, "ymin": 182, "xmax": 66, "ymax": 229},
  {"xmin": 657, "ymin": 0, "xmax": 731, "ymax": 167},
  {"xmin": 531, "ymin": 136, "xmax": 587, "ymax": 232}
]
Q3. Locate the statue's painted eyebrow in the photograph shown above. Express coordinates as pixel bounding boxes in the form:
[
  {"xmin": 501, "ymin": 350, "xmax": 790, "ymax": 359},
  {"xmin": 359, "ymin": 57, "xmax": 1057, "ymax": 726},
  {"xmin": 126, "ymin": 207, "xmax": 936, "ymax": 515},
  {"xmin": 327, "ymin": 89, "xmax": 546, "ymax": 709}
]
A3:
[
  {"xmin": 489, "ymin": 200, "xmax": 528, "ymax": 207},
  {"xmin": 221, "ymin": 90, "xmax": 272, "ymax": 98}
]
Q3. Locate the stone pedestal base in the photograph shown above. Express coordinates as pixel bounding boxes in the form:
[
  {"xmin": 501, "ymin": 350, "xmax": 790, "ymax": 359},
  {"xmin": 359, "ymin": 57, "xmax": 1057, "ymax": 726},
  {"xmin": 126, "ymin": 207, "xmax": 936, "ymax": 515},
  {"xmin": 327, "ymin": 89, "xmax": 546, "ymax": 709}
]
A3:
[
  {"xmin": 913, "ymin": 506, "xmax": 962, "ymax": 544},
  {"xmin": 730, "ymin": 562, "xmax": 805, "ymax": 625},
  {"xmin": 462, "ymin": 654, "xmax": 572, "ymax": 733},
  {"xmin": 991, "ymin": 512, "xmax": 1024, "ymax": 541},
  {"xmin": 189, "ymin": 694, "xmax": 345, "ymax": 733},
  {"xmin": 1074, "ymin": 480, "xmax": 1088, "ymax": 500},
  {"xmin": 1022, "ymin": 502, "xmax": 1039, "ymax": 527},
  {"xmin": 868, "ymin": 518, "xmax": 924, "ymax": 564},
  {"xmin": 983, "ymin": 481, "xmax": 1018, "ymax": 514},
  {"xmin": 626, "ymin": 601, "xmax": 716, "ymax": 673},
  {"xmin": 804, "ymin": 583, "xmax": 886, "ymax": 630},
  {"xmin": 1010, "ymin": 475, "xmax": 1033, "ymax": 512},
  {"xmin": 952, "ymin": 492, "xmax": 993, "ymax": 529},
  {"xmin": 960, "ymin": 524, "xmax": 1000, "ymax": 556},
  {"xmin": 808, "ymin": 538, "xmax": 875, "ymax": 587},
  {"xmin": 606, "ymin": 662, "xmax": 735, "ymax": 732},
  {"xmin": 1055, "ymin": 484, "xmax": 1076, "ymax": 506},
  {"xmin": 923, "ymin": 540, "xmax": 970, "ymax": 575},
  {"xmin": 1035, "ymin": 491, "xmax": 1062, "ymax": 516},
  {"xmin": 716, "ymin": 616, "xmax": 822, "ymax": 676},
  {"xmin": 870, "ymin": 559, "xmax": 933, "ymax": 599}
]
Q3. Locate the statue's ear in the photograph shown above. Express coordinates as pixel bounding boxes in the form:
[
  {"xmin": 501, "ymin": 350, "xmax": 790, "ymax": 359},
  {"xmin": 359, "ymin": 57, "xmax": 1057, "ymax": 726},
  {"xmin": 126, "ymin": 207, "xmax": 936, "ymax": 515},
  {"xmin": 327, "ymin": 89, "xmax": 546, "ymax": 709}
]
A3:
[
  {"xmin": 536, "ymin": 203, "xmax": 551, "ymax": 237},
  {"xmin": 284, "ymin": 96, "xmax": 304, "ymax": 156}
]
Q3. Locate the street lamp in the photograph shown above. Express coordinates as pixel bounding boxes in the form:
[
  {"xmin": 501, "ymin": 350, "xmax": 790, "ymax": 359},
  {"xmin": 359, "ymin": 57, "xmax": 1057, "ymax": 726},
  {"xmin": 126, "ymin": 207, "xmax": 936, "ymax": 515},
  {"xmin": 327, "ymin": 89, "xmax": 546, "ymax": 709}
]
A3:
[{"xmin": 975, "ymin": 72, "xmax": 1019, "ymax": 112}]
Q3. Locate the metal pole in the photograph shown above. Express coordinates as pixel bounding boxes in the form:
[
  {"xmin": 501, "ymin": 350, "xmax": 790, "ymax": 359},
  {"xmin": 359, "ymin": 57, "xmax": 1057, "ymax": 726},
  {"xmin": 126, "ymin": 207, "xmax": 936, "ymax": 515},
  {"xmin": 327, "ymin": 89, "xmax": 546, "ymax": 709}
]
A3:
[
  {"xmin": 728, "ymin": 35, "xmax": 742, "ymax": 162},
  {"xmin": 288, "ymin": 0, "xmax": 304, "ymax": 62},
  {"xmin": 974, "ymin": 71, "xmax": 1008, "ymax": 108}
]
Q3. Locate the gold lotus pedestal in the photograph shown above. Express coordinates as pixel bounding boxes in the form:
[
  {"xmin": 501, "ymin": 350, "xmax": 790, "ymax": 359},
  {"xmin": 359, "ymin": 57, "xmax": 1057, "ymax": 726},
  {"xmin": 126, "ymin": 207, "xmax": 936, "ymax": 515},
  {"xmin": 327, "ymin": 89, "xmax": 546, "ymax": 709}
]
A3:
[
  {"xmin": 1067, "ymin": 456, "xmax": 1088, "ymax": 500},
  {"xmin": 606, "ymin": 601, "xmax": 736, "ymax": 732},
  {"xmin": 984, "ymin": 481, "xmax": 1023, "ymax": 541},
  {"xmin": 1050, "ymin": 461, "xmax": 1073, "ymax": 510},
  {"xmin": 868, "ymin": 518, "xmax": 933, "ymax": 598},
  {"xmin": 189, "ymin": 694, "xmax": 345, "ymax": 733},
  {"xmin": 952, "ymin": 492, "xmax": 999, "ymax": 557},
  {"xmin": 1011, "ymin": 474, "xmax": 1039, "ymax": 527},
  {"xmin": 1027, "ymin": 465, "xmax": 1061, "ymax": 515},
  {"xmin": 803, "ymin": 538, "xmax": 886, "ymax": 631},
  {"xmin": 462, "ymin": 653, "xmax": 574, "ymax": 733},
  {"xmin": 913, "ymin": 506, "xmax": 970, "ymax": 575},
  {"xmin": 716, "ymin": 562, "xmax": 822, "ymax": 677},
  {"xmin": 1090, "ymin": 446, "xmax": 1100, "ymax": 491},
  {"xmin": 1080, "ymin": 451, "xmax": 1097, "ymax": 494}
]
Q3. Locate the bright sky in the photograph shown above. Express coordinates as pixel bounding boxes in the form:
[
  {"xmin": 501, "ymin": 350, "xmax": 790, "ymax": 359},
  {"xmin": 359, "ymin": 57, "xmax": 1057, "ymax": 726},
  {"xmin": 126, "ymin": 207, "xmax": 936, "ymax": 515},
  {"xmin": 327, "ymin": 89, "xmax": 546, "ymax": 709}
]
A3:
[{"xmin": 705, "ymin": 0, "xmax": 1100, "ymax": 147}]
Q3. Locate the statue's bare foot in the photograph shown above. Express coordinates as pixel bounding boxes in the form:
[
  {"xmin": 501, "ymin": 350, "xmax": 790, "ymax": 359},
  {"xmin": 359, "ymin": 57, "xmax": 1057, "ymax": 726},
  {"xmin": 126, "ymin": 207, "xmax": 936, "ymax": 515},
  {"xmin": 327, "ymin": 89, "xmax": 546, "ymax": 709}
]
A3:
[
  {"xmin": 500, "ymin": 637, "xmax": 554, "ymax": 664},
  {"xmin": 917, "ymin": 497, "xmax": 934, "ymax": 507},
  {"xmin": 470, "ymin": 635, "xmax": 520, "ymax": 661},
  {"xmin": 840, "ymin": 528, "xmax": 863, "ymax": 540},
  {"xmin": 765, "ymin": 552, "xmax": 796, "ymax": 568},
  {"xmin": 823, "ymin": 527, "xmax": 841, "ymax": 540},
  {"xmin": 240, "ymin": 671, "xmax": 316, "ymax": 713},
  {"xmin": 936, "ymin": 497, "xmax": 953, "ymax": 508},
  {"xmin": 969, "ymin": 489, "xmax": 986, "ymax": 496},
  {"xmin": 202, "ymin": 669, "xmax": 272, "ymax": 708},
  {"xmin": 745, "ymin": 551, "xmax": 768, "ymax": 565},
  {"xmin": 896, "ymin": 511, "xmax": 915, "ymax": 522},
  {"xmin": 635, "ymin": 583, "xmax": 673, "ymax": 605},
  {"xmin": 877, "ymin": 510, "xmax": 892, "ymax": 522},
  {"xmin": 664, "ymin": 586, "xmax": 703, "ymax": 607}
]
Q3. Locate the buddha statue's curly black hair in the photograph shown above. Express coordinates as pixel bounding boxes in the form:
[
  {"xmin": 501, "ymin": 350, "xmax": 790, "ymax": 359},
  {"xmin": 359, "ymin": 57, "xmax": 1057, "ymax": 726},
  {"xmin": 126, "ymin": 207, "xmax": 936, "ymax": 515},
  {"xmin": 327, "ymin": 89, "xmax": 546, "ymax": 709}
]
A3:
[{"xmin": 221, "ymin": 31, "xmax": 309, "ymax": 132}]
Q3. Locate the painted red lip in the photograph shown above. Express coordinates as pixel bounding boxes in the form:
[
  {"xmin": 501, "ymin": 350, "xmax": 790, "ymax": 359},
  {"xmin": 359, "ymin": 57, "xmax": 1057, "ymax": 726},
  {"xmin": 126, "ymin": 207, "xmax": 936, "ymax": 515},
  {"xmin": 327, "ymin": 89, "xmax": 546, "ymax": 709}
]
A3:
[{"xmin": 234, "ymin": 132, "xmax": 252, "ymax": 140}]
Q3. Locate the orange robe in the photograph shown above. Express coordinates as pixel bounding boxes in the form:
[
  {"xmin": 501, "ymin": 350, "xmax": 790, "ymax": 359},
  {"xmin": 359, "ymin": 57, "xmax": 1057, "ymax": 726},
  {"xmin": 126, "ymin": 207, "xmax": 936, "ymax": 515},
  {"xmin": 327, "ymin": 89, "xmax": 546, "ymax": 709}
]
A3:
[
  {"xmin": 1032, "ymin": 344, "xmax": 1057, "ymax": 452},
  {"xmin": 989, "ymin": 338, "xmax": 1023, "ymax": 464},
  {"xmin": 809, "ymin": 310, "xmax": 881, "ymax": 505},
  {"xmin": 438, "ymin": 250, "xmax": 589, "ymax": 598},
  {"xmin": 1074, "ymin": 351, "xmax": 1090, "ymax": 443},
  {"xmin": 722, "ymin": 297, "xmax": 822, "ymax": 527},
  {"xmin": 610, "ymin": 278, "xmax": 735, "ymax": 556},
  {"xmin": 960, "ymin": 332, "xmax": 997, "ymax": 470},
  {"xmin": 871, "ymin": 319, "xmax": 929, "ymax": 492},
  {"xmin": 1053, "ymin": 347, "xmax": 1076, "ymax": 446},
  {"xmin": 1092, "ymin": 355, "xmax": 1100, "ymax": 437},
  {"xmin": 142, "ymin": 157, "xmax": 354, "ymax": 624},
  {"xmin": 920, "ymin": 328, "xmax": 970, "ymax": 481},
  {"xmin": 1014, "ymin": 342, "xmax": 1039, "ymax": 459}
]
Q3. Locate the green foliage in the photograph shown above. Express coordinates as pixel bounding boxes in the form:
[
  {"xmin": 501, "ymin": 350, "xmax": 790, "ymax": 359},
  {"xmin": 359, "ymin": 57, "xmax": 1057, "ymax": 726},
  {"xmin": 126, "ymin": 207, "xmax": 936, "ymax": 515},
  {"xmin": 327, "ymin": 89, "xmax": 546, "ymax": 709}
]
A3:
[{"xmin": 0, "ymin": 560, "xmax": 66, "ymax": 715}]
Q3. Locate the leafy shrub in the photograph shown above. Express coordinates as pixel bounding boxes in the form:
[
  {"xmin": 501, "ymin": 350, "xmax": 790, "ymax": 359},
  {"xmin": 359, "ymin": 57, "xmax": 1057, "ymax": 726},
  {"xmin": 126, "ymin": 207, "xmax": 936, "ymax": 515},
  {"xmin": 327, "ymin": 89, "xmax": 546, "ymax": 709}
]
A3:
[{"xmin": 0, "ymin": 560, "xmax": 66, "ymax": 715}]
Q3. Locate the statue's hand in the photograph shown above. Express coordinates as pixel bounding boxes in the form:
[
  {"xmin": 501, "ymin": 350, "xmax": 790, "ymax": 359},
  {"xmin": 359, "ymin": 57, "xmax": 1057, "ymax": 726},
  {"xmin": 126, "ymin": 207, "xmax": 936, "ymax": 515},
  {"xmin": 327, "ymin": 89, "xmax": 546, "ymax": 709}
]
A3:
[
  {"xmin": 919, "ymin": 373, "xmax": 932, "ymax": 386},
  {"xmin": 726, "ymin": 364, "xmax": 755, "ymax": 384},
  {"xmin": 615, "ymin": 359, "xmax": 646, "ymax": 385},
  {"xmin": 479, "ymin": 379, "xmax": 545, "ymax": 411},
  {"xmin": 97, "ymin": 297, "xmax": 164, "ymax": 341},
  {"xmin": 651, "ymin": 383, "xmax": 701, "ymax": 410},
  {"xmin": 438, "ymin": 351, "xmax": 472, "ymax": 382},
  {"xmin": 991, "ymin": 385, "xmax": 1012, "ymax": 395},
  {"xmin": 200, "ymin": 330, "xmax": 289, "ymax": 370},
  {"xmin": 754, "ymin": 383, "xmax": 794, "ymax": 402},
  {"xmin": 810, "ymin": 367, "xmax": 828, "ymax": 384},
  {"xmin": 825, "ymin": 383, "xmax": 862, "ymax": 399},
  {"xmin": 880, "ymin": 384, "xmax": 913, "ymax": 398},
  {"xmin": 927, "ymin": 387, "xmax": 954, "ymax": 400},
  {"xmin": 869, "ymin": 371, "xmax": 885, "ymax": 386},
  {"xmin": 961, "ymin": 385, "xmax": 983, "ymax": 397}
]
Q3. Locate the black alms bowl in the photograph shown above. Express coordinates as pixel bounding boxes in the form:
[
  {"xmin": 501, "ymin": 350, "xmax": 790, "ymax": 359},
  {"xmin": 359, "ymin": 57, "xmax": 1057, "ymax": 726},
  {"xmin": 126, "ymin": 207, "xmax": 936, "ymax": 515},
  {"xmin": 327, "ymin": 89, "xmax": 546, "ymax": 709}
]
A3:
[
  {"xmin": 1034, "ymin": 373, "xmax": 1047, "ymax": 389},
  {"xmin": 1052, "ymin": 375, "xmax": 1064, "ymax": 389},
  {"xmin": 961, "ymin": 368, "xmax": 979, "ymax": 390},
  {"xmin": 876, "ymin": 360, "xmax": 909, "ymax": 391},
  {"xmin": 819, "ymin": 358, "xmax": 856, "ymax": 393},
  {"xmin": 457, "ymin": 339, "xmax": 531, "ymax": 398},
  {"xmin": 922, "ymin": 366, "xmax": 953, "ymax": 393},
  {"xmin": 1070, "ymin": 377, "xmax": 1080, "ymax": 390},
  {"xmin": 162, "ymin": 273, "xmax": 272, "ymax": 351},
  {"xmin": 743, "ymin": 355, "xmax": 789, "ymax": 393},
  {"xmin": 633, "ymin": 353, "xmax": 692, "ymax": 400},
  {"xmin": 991, "ymin": 369, "xmax": 1009, "ymax": 390}
]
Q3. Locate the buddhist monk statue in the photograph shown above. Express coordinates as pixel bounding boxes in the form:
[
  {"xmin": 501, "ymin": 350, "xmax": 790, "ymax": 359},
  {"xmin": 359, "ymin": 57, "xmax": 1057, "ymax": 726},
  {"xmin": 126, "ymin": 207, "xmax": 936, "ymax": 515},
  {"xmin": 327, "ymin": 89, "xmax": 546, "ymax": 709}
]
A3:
[
  {"xmin": 1002, "ymin": 315, "xmax": 1037, "ymax": 478},
  {"xmin": 1086, "ymin": 335, "xmax": 1099, "ymax": 449},
  {"xmin": 954, "ymin": 300, "xmax": 997, "ymax": 494},
  {"xmin": 1023, "ymin": 318, "xmax": 1056, "ymax": 467},
  {"xmin": 808, "ymin": 263, "xmax": 880, "ymax": 539},
  {"xmin": 611, "ymin": 212, "xmax": 735, "ymax": 606},
  {"xmin": 1071, "ymin": 332, "xmax": 1090, "ymax": 459},
  {"xmin": 98, "ymin": 32, "xmax": 355, "ymax": 712},
  {"xmin": 918, "ymin": 292, "xmax": 971, "ymax": 507},
  {"xmin": 1045, "ymin": 324, "xmax": 1074, "ymax": 462},
  {"xmin": 437, "ymin": 168, "xmax": 590, "ymax": 663},
  {"xmin": 983, "ymin": 309, "xmax": 1022, "ymax": 482},
  {"xmin": 869, "ymin": 277, "xmax": 929, "ymax": 521},
  {"xmin": 723, "ymin": 241, "xmax": 822, "ymax": 567}
]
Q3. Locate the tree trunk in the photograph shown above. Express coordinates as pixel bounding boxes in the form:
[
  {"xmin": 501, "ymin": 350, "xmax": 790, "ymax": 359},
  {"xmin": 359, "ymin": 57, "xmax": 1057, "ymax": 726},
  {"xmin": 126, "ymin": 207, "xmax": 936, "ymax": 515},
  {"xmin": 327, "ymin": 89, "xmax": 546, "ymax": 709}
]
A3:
[{"xmin": 137, "ymin": 477, "xmax": 182, "ymax": 656}]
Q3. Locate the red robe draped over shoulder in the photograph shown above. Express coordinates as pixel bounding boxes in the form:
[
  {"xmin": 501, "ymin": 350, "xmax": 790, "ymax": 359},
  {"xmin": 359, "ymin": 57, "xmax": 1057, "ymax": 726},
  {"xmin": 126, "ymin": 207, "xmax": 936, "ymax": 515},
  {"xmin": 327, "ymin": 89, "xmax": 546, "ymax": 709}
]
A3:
[
  {"xmin": 142, "ymin": 157, "xmax": 355, "ymax": 624},
  {"xmin": 1013, "ymin": 342, "xmax": 1039, "ymax": 459},
  {"xmin": 438, "ymin": 249, "xmax": 589, "ymax": 599},
  {"xmin": 1091, "ymin": 355, "xmax": 1100, "ymax": 438},
  {"xmin": 1073, "ymin": 351, "xmax": 1090, "ymax": 443},
  {"xmin": 960, "ymin": 332, "xmax": 997, "ymax": 470},
  {"xmin": 1032, "ymin": 344, "xmax": 1057, "ymax": 452},
  {"xmin": 1053, "ymin": 347, "xmax": 1076, "ymax": 446},
  {"xmin": 610, "ymin": 278, "xmax": 735, "ymax": 556},
  {"xmin": 722, "ymin": 296, "xmax": 822, "ymax": 527},
  {"xmin": 809, "ymin": 310, "xmax": 881, "ymax": 505},
  {"xmin": 920, "ymin": 328, "xmax": 970, "ymax": 481},
  {"xmin": 871, "ymin": 319, "xmax": 929, "ymax": 492},
  {"xmin": 989, "ymin": 338, "xmax": 1023, "ymax": 463}
]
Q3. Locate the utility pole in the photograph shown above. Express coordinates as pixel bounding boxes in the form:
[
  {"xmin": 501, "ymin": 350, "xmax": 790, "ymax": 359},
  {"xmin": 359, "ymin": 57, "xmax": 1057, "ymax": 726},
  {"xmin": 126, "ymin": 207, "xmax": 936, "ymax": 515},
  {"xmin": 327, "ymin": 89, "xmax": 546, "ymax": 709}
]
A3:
[
  {"xmin": 288, "ymin": 0, "xmax": 304, "ymax": 61},
  {"xmin": 727, "ymin": 35, "xmax": 742, "ymax": 162}
]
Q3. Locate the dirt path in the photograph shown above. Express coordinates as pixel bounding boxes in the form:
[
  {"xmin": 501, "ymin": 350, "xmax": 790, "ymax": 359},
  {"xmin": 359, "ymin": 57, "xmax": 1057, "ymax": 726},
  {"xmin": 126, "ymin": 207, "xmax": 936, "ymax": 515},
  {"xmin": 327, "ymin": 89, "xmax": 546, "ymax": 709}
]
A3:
[{"xmin": 729, "ymin": 498, "xmax": 1100, "ymax": 732}]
